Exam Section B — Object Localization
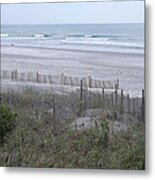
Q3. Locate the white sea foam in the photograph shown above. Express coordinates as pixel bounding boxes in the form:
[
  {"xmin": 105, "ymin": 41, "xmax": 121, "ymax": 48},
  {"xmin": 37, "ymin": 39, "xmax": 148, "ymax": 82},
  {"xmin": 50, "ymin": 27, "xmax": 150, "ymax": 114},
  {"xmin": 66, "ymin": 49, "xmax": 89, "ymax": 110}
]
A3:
[
  {"xmin": 1, "ymin": 24, "xmax": 144, "ymax": 53},
  {"xmin": 61, "ymin": 37, "xmax": 143, "ymax": 49},
  {"xmin": 34, "ymin": 33, "xmax": 45, "ymax": 38},
  {"xmin": 0, "ymin": 33, "xmax": 9, "ymax": 38}
]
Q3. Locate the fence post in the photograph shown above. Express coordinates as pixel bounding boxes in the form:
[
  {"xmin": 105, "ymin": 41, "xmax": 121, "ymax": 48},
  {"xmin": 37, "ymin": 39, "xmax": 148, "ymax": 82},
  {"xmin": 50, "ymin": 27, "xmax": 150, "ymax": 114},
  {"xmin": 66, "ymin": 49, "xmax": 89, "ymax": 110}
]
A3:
[
  {"xmin": 142, "ymin": 89, "xmax": 145, "ymax": 122},
  {"xmin": 80, "ymin": 79, "xmax": 83, "ymax": 101},
  {"xmin": 64, "ymin": 76, "xmax": 66, "ymax": 85},
  {"xmin": 88, "ymin": 76, "xmax": 92, "ymax": 88},
  {"xmin": 44, "ymin": 75, "xmax": 47, "ymax": 84},
  {"xmin": 83, "ymin": 89, "xmax": 87, "ymax": 111},
  {"xmin": 48, "ymin": 75, "xmax": 52, "ymax": 84},
  {"xmin": 102, "ymin": 88, "xmax": 105, "ymax": 108},
  {"xmin": 61, "ymin": 73, "xmax": 64, "ymax": 85},
  {"xmin": 120, "ymin": 89, "xmax": 124, "ymax": 114},
  {"xmin": 11, "ymin": 70, "xmax": 15, "ymax": 81},
  {"xmin": 53, "ymin": 97, "xmax": 56, "ymax": 121},
  {"xmin": 133, "ymin": 98, "xmax": 136, "ymax": 118},
  {"xmin": 36, "ymin": 71, "xmax": 39, "ymax": 83},
  {"xmin": 15, "ymin": 69, "xmax": 18, "ymax": 81},
  {"xmin": 127, "ymin": 93, "xmax": 130, "ymax": 113},
  {"xmin": 117, "ymin": 79, "xmax": 119, "ymax": 89},
  {"xmin": 115, "ymin": 84, "xmax": 118, "ymax": 109},
  {"xmin": 79, "ymin": 79, "xmax": 83, "ymax": 114}
]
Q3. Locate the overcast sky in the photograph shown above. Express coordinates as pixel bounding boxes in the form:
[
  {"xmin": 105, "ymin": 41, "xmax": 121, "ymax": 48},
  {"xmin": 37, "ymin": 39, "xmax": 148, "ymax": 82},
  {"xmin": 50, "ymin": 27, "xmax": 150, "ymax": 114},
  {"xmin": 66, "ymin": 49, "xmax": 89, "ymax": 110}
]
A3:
[{"xmin": 1, "ymin": 1, "xmax": 144, "ymax": 25}]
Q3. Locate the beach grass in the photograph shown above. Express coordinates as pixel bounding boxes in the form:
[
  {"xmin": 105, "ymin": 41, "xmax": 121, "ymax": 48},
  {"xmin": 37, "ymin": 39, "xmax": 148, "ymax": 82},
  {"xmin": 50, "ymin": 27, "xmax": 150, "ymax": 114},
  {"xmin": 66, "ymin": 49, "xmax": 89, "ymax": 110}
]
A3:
[{"xmin": 0, "ymin": 89, "xmax": 145, "ymax": 169}]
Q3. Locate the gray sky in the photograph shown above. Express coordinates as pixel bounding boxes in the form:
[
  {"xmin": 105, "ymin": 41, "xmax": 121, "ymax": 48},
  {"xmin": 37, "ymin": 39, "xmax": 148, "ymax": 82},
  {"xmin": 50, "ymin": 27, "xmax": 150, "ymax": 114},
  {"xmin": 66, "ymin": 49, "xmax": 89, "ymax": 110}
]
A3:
[{"xmin": 1, "ymin": 1, "xmax": 144, "ymax": 25}]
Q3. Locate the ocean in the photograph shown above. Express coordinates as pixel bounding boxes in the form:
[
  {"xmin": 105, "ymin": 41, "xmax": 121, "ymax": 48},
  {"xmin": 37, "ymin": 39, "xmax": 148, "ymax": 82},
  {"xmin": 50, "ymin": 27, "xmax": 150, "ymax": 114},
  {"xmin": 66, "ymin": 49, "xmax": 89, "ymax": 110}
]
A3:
[{"xmin": 1, "ymin": 23, "xmax": 144, "ymax": 54}]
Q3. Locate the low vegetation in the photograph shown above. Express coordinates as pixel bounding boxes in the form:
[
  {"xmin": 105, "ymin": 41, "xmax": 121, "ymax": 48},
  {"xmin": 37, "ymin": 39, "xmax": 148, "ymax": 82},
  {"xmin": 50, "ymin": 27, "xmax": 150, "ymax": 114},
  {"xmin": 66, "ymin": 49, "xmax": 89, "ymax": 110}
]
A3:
[
  {"xmin": 0, "ymin": 105, "xmax": 17, "ymax": 145},
  {"xmin": 0, "ymin": 89, "xmax": 145, "ymax": 169}
]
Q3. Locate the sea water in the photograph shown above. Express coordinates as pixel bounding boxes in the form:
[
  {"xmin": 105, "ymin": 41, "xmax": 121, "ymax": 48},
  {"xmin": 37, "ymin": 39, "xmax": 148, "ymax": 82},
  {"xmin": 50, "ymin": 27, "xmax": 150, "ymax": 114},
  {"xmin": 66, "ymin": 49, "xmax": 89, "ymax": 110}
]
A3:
[{"xmin": 1, "ymin": 23, "xmax": 144, "ymax": 54}]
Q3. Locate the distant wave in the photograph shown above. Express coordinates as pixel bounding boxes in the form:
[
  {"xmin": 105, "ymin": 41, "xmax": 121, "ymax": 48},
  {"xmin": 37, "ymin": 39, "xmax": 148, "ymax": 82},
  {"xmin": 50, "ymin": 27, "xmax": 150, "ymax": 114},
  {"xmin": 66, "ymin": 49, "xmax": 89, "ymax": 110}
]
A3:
[
  {"xmin": 61, "ymin": 37, "xmax": 144, "ymax": 49},
  {"xmin": 34, "ymin": 33, "xmax": 45, "ymax": 38},
  {"xmin": 0, "ymin": 33, "xmax": 9, "ymax": 38},
  {"xmin": 1, "ymin": 33, "xmax": 144, "ymax": 50},
  {"xmin": 0, "ymin": 33, "xmax": 128, "ymax": 38},
  {"xmin": 33, "ymin": 33, "xmax": 51, "ymax": 38}
]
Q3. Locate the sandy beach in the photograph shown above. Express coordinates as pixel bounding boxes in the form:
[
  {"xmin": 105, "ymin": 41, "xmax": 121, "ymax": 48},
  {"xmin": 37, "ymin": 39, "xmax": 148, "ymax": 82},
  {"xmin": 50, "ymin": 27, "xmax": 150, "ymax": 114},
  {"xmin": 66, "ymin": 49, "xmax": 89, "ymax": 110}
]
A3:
[
  {"xmin": 0, "ymin": 2, "xmax": 145, "ymax": 170},
  {"xmin": 1, "ymin": 45, "xmax": 144, "ymax": 97}
]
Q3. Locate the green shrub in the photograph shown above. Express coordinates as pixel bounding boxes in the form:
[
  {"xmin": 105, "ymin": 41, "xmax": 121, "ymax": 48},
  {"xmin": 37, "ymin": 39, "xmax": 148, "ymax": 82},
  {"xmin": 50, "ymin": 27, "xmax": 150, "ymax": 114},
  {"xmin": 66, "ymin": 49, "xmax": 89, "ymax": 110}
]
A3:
[{"xmin": 0, "ymin": 105, "xmax": 17, "ymax": 144}]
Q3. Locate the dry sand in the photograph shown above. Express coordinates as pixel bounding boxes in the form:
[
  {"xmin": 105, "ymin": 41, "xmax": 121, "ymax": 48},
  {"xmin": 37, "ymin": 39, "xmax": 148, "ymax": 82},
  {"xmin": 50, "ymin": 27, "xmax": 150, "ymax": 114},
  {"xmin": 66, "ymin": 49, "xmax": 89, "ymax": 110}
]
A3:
[{"xmin": 1, "ymin": 45, "xmax": 144, "ymax": 97}]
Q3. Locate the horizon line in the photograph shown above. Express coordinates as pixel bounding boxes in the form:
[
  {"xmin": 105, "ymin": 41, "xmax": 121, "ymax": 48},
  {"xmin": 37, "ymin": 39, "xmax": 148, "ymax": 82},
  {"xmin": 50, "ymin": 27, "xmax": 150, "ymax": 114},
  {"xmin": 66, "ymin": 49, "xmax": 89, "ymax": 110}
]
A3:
[{"xmin": 1, "ymin": 22, "xmax": 144, "ymax": 26}]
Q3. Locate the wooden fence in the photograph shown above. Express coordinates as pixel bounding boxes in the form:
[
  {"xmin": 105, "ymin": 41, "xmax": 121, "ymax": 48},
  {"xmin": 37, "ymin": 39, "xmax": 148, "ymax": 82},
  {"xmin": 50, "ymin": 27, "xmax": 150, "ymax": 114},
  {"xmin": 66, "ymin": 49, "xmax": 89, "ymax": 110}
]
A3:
[
  {"xmin": 1, "ymin": 69, "xmax": 119, "ymax": 89},
  {"xmin": 45, "ymin": 83, "xmax": 145, "ymax": 123},
  {"xmin": 78, "ymin": 80, "xmax": 145, "ymax": 122},
  {"xmin": 1, "ymin": 69, "xmax": 145, "ymax": 122}
]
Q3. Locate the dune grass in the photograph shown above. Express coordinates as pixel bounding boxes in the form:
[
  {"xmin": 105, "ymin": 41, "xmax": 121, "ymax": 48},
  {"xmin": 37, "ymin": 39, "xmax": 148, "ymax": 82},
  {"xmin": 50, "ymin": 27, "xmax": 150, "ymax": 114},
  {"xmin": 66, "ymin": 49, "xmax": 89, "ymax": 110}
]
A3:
[{"xmin": 0, "ymin": 89, "xmax": 145, "ymax": 169}]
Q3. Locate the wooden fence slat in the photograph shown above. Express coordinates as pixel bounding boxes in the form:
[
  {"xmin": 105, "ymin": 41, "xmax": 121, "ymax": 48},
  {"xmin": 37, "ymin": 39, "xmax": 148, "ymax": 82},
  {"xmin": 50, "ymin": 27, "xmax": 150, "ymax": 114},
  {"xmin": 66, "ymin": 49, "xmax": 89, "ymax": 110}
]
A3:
[
  {"xmin": 102, "ymin": 88, "xmax": 105, "ymax": 108},
  {"xmin": 79, "ymin": 79, "xmax": 83, "ymax": 114},
  {"xmin": 61, "ymin": 73, "xmax": 64, "ymax": 85},
  {"xmin": 11, "ymin": 71, "xmax": 15, "ymax": 81},
  {"xmin": 15, "ymin": 69, "xmax": 18, "ymax": 81},
  {"xmin": 127, "ymin": 93, "xmax": 130, "ymax": 113},
  {"xmin": 115, "ymin": 84, "xmax": 118, "ymax": 109},
  {"xmin": 4, "ymin": 69, "xmax": 119, "ymax": 90},
  {"xmin": 117, "ymin": 79, "xmax": 119, "ymax": 89},
  {"xmin": 88, "ymin": 76, "xmax": 92, "ymax": 88},
  {"xmin": 36, "ymin": 72, "xmax": 39, "ymax": 83},
  {"xmin": 133, "ymin": 98, "xmax": 136, "ymax": 118},
  {"xmin": 142, "ymin": 89, "xmax": 145, "ymax": 122},
  {"xmin": 120, "ymin": 89, "xmax": 124, "ymax": 114}
]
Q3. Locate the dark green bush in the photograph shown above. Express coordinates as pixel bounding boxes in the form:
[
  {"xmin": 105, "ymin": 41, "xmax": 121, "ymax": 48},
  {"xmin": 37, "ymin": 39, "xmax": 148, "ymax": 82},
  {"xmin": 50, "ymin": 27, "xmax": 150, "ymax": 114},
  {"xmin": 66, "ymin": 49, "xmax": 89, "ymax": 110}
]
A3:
[{"xmin": 0, "ymin": 105, "xmax": 17, "ymax": 144}]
